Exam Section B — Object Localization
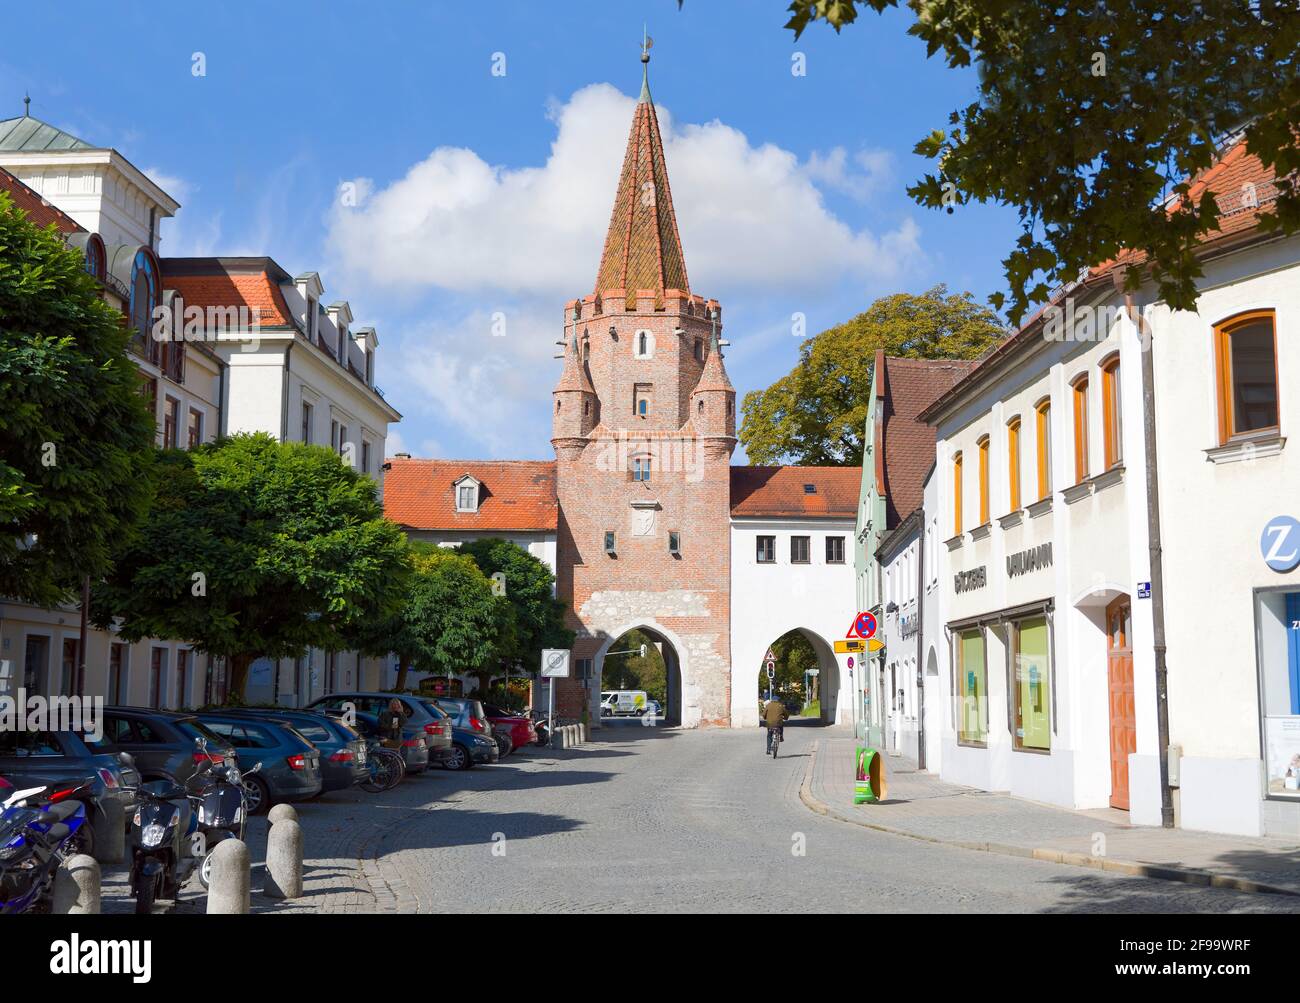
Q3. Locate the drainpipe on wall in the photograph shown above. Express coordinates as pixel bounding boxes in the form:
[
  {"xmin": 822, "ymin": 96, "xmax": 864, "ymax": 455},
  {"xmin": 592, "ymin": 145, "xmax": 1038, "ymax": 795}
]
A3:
[
  {"xmin": 1122, "ymin": 278, "xmax": 1176, "ymax": 829},
  {"xmin": 914, "ymin": 520, "xmax": 927, "ymax": 770},
  {"xmin": 280, "ymin": 341, "xmax": 295, "ymax": 443}
]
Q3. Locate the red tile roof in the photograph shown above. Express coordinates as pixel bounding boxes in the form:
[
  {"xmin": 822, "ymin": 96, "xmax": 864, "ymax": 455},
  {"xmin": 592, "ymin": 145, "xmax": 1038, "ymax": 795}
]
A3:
[
  {"xmin": 0, "ymin": 165, "xmax": 83, "ymax": 234},
  {"xmin": 161, "ymin": 259, "xmax": 296, "ymax": 328},
  {"xmin": 384, "ymin": 458, "xmax": 558, "ymax": 532},
  {"xmin": 730, "ymin": 466, "xmax": 861, "ymax": 518},
  {"xmin": 879, "ymin": 356, "xmax": 977, "ymax": 525}
]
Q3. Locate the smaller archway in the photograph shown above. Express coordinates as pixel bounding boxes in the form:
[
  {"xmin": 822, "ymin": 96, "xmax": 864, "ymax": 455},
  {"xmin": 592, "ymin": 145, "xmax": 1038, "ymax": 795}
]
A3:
[{"xmin": 754, "ymin": 628, "xmax": 839, "ymax": 725}]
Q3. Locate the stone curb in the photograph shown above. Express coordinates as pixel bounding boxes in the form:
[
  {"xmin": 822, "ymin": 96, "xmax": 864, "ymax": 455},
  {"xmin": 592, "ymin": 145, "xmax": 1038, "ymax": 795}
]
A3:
[{"xmin": 798, "ymin": 741, "xmax": 1299, "ymax": 900}]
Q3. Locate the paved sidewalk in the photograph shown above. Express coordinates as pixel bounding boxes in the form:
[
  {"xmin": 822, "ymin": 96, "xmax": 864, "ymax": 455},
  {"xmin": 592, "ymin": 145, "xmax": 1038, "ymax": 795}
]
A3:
[{"xmin": 804, "ymin": 730, "xmax": 1300, "ymax": 897}]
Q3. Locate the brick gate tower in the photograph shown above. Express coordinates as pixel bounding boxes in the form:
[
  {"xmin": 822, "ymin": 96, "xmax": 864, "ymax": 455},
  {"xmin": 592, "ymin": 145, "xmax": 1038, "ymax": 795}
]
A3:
[{"xmin": 550, "ymin": 46, "xmax": 737, "ymax": 727}]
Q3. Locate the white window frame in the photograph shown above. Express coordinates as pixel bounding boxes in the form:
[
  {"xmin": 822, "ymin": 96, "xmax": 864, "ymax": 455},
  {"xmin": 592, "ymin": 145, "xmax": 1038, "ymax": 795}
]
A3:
[
  {"xmin": 454, "ymin": 477, "xmax": 480, "ymax": 513},
  {"xmin": 634, "ymin": 329, "xmax": 655, "ymax": 359}
]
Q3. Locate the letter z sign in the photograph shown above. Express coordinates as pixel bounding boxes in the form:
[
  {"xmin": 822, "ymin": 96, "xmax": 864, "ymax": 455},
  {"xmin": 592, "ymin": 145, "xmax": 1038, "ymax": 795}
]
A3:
[{"xmin": 1261, "ymin": 515, "xmax": 1300, "ymax": 573}]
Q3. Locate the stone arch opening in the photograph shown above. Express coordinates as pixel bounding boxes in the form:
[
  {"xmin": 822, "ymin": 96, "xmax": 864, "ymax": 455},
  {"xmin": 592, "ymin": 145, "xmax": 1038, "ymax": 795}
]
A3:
[
  {"xmin": 754, "ymin": 628, "xmax": 839, "ymax": 726},
  {"xmin": 592, "ymin": 622, "xmax": 685, "ymax": 727}
]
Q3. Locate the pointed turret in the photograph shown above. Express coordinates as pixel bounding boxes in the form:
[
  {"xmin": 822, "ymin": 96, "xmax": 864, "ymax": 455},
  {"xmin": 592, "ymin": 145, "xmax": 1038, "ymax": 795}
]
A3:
[
  {"xmin": 691, "ymin": 304, "xmax": 736, "ymax": 445},
  {"xmin": 593, "ymin": 44, "xmax": 689, "ymax": 308},
  {"xmin": 551, "ymin": 304, "xmax": 598, "ymax": 458}
]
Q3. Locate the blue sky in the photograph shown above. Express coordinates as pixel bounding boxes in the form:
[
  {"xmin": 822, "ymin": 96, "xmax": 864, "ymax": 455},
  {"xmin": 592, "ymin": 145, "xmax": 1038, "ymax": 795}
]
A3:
[{"xmin": 8, "ymin": 1, "xmax": 1022, "ymax": 462}]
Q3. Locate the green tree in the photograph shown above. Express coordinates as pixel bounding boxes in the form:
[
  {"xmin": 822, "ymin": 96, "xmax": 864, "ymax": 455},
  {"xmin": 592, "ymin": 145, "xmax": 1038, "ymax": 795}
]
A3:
[
  {"xmin": 689, "ymin": 1, "xmax": 1300, "ymax": 324},
  {"xmin": 455, "ymin": 538, "xmax": 574, "ymax": 678},
  {"xmin": 401, "ymin": 547, "xmax": 511, "ymax": 696},
  {"xmin": 91, "ymin": 433, "xmax": 410, "ymax": 698},
  {"xmin": 739, "ymin": 285, "xmax": 1003, "ymax": 465},
  {"xmin": 0, "ymin": 191, "xmax": 155, "ymax": 605}
]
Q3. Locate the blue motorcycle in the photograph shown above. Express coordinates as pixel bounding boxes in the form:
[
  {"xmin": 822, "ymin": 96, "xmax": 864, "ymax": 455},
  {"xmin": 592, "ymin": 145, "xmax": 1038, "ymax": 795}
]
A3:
[{"xmin": 0, "ymin": 778, "xmax": 93, "ymax": 914}]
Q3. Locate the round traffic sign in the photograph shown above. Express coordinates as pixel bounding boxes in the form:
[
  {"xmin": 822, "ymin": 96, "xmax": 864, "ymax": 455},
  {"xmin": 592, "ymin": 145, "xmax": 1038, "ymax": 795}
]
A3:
[{"xmin": 853, "ymin": 612, "xmax": 878, "ymax": 639}]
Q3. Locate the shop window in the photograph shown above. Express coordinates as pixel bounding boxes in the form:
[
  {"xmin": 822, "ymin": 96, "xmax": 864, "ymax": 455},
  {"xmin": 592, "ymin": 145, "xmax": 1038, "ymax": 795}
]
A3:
[
  {"xmin": 1257, "ymin": 590, "xmax": 1300, "ymax": 800},
  {"xmin": 1072, "ymin": 375, "xmax": 1090, "ymax": 483},
  {"xmin": 956, "ymin": 629, "xmax": 987, "ymax": 746},
  {"xmin": 1007, "ymin": 417, "xmax": 1021, "ymax": 511},
  {"xmin": 952, "ymin": 451, "xmax": 963, "ymax": 536},
  {"xmin": 1035, "ymin": 398, "xmax": 1052, "ymax": 500},
  {"xmin": 1215, "ymin": 311, "xmax": 1279, "ymax": 443},
  {"xmin": 976, "ymin": 435, "xmax": 990, "ymax": 525},
  {"xmin": 1101, "ymin": 354, "xmax": 1122, "ymax": 468},
  {"xmin": 1013, "ymin": 617, "xmax": 1051, "ymax": 751}
]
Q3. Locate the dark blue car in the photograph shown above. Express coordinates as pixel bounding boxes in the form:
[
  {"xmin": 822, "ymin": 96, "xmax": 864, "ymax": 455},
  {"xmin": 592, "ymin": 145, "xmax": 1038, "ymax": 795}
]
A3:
[
  {"xmin": 218, "ymin": 708, "xmax": 367, "ymax": 793},
  {"xmin": 195, "ymin": 713, "xmax": 322, "ymax": 815}
]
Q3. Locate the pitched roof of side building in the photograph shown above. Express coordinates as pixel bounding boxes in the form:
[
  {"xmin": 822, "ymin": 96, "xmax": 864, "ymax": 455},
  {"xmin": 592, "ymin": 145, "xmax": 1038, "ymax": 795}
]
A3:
[
  {"xmin": 729, "ymin": 465, "xmax": 861, "ymax": 518},
  {"xmin": 875, "ymin": 354, "xmax": 980, "ymax": 526}
]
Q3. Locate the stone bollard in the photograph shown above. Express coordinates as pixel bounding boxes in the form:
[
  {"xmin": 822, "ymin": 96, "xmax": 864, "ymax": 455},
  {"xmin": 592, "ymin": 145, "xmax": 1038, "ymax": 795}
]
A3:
[
  {"xmin": 93, "ymin": 799, "xmax": 126, "ymax": 867},
  {"xmin": 580, "ymin": 722, "xmax": 589, "ymax": 743},
  {"xmin": 570, "ymin": 725, "xmax": 580, "ymax": 746},
  {"xmin": 53, "ymin": 854, "xmax": 100, "ymax": 914},
  {"xmin": 264, "ymin": 818, "xmax": 303, "ymax": 900},
  {"xmin": 267, "ymin": 803, "xmax": 298, "ymax": 826},
  {"xmin": 206, "ymin": 838, "xmax": 250, "ymax": 914}
]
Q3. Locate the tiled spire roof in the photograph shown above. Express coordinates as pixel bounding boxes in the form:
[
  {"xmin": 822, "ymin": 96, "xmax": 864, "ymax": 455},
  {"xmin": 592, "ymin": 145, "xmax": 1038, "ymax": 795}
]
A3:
[
  {"xmin": 695, "ymin": 312, "xmax": 733, "ymax": 393},
  {"xmin": 593, "ymin": 57, "xmax": 689, "ymax": 301},
  {"xmin": 554, "ymin": 331, "xmax": 596, "ymax": 394}
]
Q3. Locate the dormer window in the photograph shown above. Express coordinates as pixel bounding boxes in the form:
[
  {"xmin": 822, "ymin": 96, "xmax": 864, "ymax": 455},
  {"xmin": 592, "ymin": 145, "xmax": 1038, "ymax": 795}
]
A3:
[{"xmin": 454, "ymin": 475, "xmax": 481, "ymax": 513}]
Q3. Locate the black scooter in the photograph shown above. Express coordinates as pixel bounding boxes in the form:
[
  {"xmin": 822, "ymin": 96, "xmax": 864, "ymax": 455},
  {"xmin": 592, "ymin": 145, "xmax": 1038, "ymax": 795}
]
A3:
[{"xmin": 192, "ymin": 751, "xmax": 261, "ymax": 889}]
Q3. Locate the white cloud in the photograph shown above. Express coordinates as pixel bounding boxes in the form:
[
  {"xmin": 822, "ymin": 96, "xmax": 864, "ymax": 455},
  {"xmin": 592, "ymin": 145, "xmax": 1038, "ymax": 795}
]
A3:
[
  {"xmin": 805, "ymin": 147, "xmax": 895, "ymax": 202},
  {"xmin": 326, "ymin": 83, "xmax": 921, "ymax": 300}
]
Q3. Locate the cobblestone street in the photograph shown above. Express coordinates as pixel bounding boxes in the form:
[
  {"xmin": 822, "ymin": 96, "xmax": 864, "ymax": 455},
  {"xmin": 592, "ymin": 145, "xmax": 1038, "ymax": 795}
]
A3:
[{"xmin": 103, "ymin": 720, "xmax": 1300, "ymax": 914}]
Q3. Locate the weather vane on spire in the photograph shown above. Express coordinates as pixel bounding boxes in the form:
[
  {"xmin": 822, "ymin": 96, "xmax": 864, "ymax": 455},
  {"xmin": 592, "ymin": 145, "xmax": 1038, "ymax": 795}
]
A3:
[{"xmin": 641, "ymin": 25, "xmax": 653, "ymax": 63}]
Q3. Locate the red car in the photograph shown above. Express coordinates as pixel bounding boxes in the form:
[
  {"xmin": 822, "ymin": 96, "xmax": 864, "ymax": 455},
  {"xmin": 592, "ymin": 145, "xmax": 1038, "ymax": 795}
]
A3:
[{"xmin": 481, "ymin": 704, "xmax": 537, "ymax": 753}]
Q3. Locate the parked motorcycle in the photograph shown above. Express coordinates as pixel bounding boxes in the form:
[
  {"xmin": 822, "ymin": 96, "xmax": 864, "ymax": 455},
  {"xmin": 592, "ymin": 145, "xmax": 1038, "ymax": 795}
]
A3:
[
  {"xmin": 0, "ymin": 778, "xmax": 92, "ymax": 914},
  {"xmin": 190, "ymin": 751, "xmax": 260, "ymax": 889},
  {"xmin": 129, "ymin": 777, "xmax": 201, "ymax": 914}
]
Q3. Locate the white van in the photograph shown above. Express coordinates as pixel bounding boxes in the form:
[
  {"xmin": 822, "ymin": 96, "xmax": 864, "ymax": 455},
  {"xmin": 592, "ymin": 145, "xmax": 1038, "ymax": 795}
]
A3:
[{"xmin": 600, "ymin": 690, "xmax": 649, "ymax": 717}]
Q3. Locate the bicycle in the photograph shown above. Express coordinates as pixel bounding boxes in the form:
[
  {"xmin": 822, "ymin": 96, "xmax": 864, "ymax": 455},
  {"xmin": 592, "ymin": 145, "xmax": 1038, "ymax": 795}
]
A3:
[
  {"xmin": 358, "ymin": 741, "xmax": 405, "ymax": 792},
  {"xmin": 766, "ymin": 727, "xmax": 781, "ymax": 758}
]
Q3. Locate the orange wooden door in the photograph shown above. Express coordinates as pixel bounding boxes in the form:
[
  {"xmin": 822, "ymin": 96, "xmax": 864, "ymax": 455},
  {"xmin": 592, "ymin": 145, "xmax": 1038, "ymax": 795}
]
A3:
[{"xmin": 1106, "ymin": 597, "xmax": 1135, "ymax": 810}]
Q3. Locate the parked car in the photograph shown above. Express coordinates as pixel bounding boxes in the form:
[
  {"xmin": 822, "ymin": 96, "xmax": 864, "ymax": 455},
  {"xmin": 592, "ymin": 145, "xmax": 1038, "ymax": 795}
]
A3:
[
  {"xmin": 0, "ymin": 727, "xmax": 138, "ymax": 852},
  {"xmin": 306, "ymin": 692, "xmax": 451, "ymax": 770},
  {"xmin": 480, "ymin": 703, "xmax": 538, "ymax": 753},
  {"xmin": 323, "ymin": 709, "xmax": 430, "ymax": 774},
  {"xmin": 419, "ymin": 699, "xmax": 498, "ymax": 770},
  {"xmin": 218, "ymin": 708, "xmax": 367, "ymax": 793},
  {"xmin": 195, "ymin": 713, "xmax": 322, "ymax": 814},
  {"xmin": 91, "ymin": 707, "xmax": 234, "ymax": 787}
]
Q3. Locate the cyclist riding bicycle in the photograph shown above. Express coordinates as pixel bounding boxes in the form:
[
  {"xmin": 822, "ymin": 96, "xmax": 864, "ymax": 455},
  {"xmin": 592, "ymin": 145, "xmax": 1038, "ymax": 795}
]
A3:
[{"xmin": 763, "ymin": 697, "xmax": 788, "ymax": 747}]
